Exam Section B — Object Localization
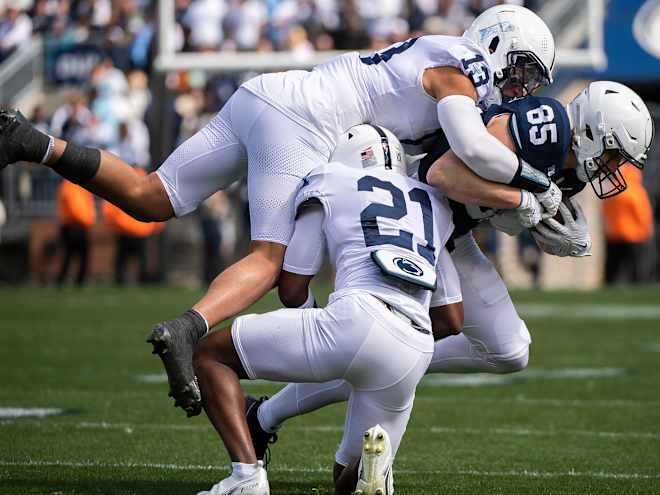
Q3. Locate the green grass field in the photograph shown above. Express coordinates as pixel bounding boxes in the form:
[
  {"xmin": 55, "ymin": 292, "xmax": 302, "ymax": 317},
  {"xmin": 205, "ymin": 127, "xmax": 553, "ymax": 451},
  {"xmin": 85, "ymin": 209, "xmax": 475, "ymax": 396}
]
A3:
[{"xmin": 1, "ymin": 285, "xmax": 660, "ymax": 494}]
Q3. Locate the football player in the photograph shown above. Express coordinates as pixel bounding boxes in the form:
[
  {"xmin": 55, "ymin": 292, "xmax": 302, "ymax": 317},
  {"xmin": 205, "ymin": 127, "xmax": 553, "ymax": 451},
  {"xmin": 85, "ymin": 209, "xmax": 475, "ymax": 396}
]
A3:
[
  {"xmin": 0, "ymin": 5, "xmax": 558, "ymax": 415},
  {"xmin": 245, "ymin": 82, "xmax": 654, "ymax": 463},
  {"xmin": 528, "ymin": 81, "xmax": 654, "ymax": 256},
  {"xmin": 191, "ymin": 126, "xmax": 457, "ymax": 495}
]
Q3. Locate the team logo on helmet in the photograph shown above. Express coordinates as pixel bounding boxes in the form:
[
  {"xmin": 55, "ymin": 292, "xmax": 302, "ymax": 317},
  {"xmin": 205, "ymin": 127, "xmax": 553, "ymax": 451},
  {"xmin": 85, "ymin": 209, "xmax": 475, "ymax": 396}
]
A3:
[
  {"xmin": 394, "ymin": 257, "xmax": 423, "ymax": 277},
  {"xmin": 478, "ymin": 21, "xmax": 514, "ymax": 41}
]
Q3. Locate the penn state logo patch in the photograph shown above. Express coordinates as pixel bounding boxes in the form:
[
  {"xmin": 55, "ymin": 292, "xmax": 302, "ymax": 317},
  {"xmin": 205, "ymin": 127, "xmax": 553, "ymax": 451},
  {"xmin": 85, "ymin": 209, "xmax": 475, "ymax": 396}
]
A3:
[{"xmin": 393, "ymin": 257, "xmax": 423, "ymax": 277}]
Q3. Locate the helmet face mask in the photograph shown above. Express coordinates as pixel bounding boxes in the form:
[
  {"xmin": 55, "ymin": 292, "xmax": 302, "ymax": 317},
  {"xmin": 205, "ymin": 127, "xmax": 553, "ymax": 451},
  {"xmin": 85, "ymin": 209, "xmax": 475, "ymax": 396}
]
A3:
[
  {"xmin": 498, "ymin": 52, "xmax": 550, "ymax": 96},
  {"xmin": 569, "ymin": 81, "xmax": 654, "ymax": 199},
  {"xmin": 581, "ymin": 133, "xmax": 647, "ymax": 199}
]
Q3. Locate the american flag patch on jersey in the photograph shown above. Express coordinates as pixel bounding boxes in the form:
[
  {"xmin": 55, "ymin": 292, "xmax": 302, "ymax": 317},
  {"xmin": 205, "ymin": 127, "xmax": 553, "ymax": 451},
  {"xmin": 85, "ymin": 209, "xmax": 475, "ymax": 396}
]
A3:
[{"xmin": 361, "ymin": 147, "xmax": 378, "ymax": 168}]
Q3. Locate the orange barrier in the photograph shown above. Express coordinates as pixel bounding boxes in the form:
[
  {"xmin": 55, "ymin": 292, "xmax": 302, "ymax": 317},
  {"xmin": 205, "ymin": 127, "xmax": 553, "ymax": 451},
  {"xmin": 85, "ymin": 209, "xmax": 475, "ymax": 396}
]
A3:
[
  {"xmin": 57, "ymin": 180, "xmax": 96, "ymax": 228},
  {"xmin": 602, "ymin": 166, "xmax": 654, "ymax": 243}
]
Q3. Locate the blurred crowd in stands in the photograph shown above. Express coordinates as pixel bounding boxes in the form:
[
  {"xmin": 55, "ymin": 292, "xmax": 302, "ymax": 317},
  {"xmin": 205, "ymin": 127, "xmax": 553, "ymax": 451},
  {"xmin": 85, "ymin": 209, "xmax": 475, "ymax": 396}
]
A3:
[{"xmin": 1, "ymin": 0, "xmax": 533, "ymax": 63}]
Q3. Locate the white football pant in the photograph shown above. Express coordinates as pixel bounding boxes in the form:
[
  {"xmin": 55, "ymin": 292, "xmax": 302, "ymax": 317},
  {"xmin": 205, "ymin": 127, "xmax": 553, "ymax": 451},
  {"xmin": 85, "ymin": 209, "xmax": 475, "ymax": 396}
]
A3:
[
  {"xmin": 156, "ymin": 87, "xmax": 329, "ymax": 245},
  {"xmin": 232, "ymin": 290, "xmax": 433, "ymax": 466}
]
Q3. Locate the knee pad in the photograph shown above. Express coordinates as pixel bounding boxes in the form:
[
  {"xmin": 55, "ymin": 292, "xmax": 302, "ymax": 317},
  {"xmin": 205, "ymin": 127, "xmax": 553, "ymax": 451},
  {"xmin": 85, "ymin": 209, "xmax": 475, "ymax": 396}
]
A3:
[
  {"xmin": 487, "ymin": 321, "xmax": 531, "ymax": 374},
  {"xmin": 489, "ymin": 345, "xmax": 529, "ymax": 374}
]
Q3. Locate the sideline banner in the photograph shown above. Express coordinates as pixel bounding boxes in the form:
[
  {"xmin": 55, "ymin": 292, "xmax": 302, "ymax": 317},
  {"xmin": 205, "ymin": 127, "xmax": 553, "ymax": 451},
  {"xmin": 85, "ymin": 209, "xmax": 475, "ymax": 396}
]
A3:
[{"xmin": 601, "ymin": 0, "xmax": 660, "ymax": 80}]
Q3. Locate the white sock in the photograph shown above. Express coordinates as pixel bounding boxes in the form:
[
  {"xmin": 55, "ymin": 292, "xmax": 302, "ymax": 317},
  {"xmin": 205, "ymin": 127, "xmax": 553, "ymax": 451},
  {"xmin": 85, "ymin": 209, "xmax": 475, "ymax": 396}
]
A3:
[
  {"xmin": 427, "ymin": 333, "xmax": 494, "ymax": 373},
  {"xmin": 190, "ymin": 308, "xmax": 210, "ymax": 333},
  {"xmin": 258, "ymin": 380, "xmax": 352, "ymax": 432},
  {"xmin": 231, "ymin": 462, "xmax": 259, "ymax": 480},
  {"xmin": 41, "ymin": 135, "xmax": 55, "ymax": 164}
]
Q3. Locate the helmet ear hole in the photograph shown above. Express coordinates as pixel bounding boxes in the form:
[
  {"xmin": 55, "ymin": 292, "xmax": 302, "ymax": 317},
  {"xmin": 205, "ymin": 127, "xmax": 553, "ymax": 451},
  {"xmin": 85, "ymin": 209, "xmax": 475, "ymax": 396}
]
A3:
[{"xmin": 488, "ymin": 36, "xmax": 500, "ymax": 54}]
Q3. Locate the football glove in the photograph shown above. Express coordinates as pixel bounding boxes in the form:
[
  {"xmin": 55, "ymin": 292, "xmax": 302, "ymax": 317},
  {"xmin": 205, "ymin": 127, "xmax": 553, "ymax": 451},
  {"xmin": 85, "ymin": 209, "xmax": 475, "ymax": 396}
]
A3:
[
  {"xmin": 535, "ymin": 181, "xmax": 562, "ymax": 219},
  {"xmin": 531, "ymin": 199, "xmax": 592, "ymax": 257},
  {"xmin": 489, "ymin": 210, "xmax": 524, "ymax": 236},
  {"xmin": 515, "ymin": 190, "xmax": 543, "ymax": 228}
]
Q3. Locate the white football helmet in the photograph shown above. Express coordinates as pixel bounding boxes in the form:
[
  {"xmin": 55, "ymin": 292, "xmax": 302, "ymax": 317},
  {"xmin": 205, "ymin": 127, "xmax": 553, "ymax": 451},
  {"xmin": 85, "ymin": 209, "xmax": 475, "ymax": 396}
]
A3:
[
  {"xmin": 464, "ymin": 5, "xmax": 555, "ymax": 95},
  {"xmin": 330, "ymin": 124, "xmax": 407, "ymax": 175},
  {"xmin": 568, "ymin": 81, "xmax": 654, "ymax": 198}
]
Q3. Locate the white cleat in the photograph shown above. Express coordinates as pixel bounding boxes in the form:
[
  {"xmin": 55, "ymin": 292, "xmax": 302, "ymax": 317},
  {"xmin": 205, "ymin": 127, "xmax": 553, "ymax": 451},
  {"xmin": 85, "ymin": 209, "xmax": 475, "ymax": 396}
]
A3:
[
  {"xmin": 353, "ymin": 424, "xmax": 394, "ymax": 495},
  {"xmin": 196, "ymin": 465, "xmax": 269, "ymax": 495}
]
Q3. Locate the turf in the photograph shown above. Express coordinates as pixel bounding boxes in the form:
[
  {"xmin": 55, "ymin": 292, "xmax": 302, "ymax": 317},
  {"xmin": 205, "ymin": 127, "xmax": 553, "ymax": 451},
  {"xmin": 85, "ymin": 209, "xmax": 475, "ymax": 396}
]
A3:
[{"xmin": 1, "ymin": 285, "xmax": 659, "ymax": 494}]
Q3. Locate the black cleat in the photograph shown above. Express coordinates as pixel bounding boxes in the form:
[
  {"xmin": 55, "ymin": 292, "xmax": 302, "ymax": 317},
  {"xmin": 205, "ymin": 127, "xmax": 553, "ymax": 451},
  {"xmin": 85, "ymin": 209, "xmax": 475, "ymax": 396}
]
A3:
[
  {"xmin": 147, "ymin": 310, "xmax": 207, "ymax": 417},
  {"xmin": 0, "ymin": 109, "xmax": 29, "ymax": 170},
  {"xmin": 245, "ymin": 395, "xmax": 278, "ymax": 469}
]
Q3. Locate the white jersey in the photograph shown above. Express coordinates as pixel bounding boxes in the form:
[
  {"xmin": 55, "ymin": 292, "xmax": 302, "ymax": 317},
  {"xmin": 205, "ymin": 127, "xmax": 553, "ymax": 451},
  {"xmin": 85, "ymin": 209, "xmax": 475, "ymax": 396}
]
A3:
[
  {"xmin": 243, "ymin": 35, "xmax": 498, "ymax": 154},
  {"xmin": 295, "ymin": 163, "xmax": 454, "ymax": 329}
]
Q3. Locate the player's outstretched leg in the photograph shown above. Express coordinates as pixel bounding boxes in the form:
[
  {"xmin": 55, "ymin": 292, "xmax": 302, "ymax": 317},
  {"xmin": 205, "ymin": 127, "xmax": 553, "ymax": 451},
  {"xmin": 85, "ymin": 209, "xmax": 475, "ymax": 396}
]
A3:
[
  {"xmin": 147, "ymin": 310, "xmax": 208, "ymax": 417},
  {"xmin": 1, "ymin": 108, "xmax": 174, "ymax": 221},
  {"xmin": 245, "ymin": 395, "xmax": 278, "ymax": 468},
  {"xmin": 353, "ymin": 425, "xmax": 394, "ymax": 495}
]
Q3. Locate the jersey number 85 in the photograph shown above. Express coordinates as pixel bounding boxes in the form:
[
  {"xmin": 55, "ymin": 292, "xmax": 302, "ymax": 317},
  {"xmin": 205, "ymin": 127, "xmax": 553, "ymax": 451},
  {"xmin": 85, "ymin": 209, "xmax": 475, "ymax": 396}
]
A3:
[{"xmin": 527, "ymin": 104, "xmax": 557, "ymax": 146}]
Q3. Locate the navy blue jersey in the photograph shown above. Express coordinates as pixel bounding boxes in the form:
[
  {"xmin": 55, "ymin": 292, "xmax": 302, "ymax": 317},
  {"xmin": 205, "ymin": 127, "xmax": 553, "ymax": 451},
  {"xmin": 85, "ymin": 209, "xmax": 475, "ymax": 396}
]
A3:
[{"xmin": 418, "ymin": 95, "xmax": 571, "ymax": 239}]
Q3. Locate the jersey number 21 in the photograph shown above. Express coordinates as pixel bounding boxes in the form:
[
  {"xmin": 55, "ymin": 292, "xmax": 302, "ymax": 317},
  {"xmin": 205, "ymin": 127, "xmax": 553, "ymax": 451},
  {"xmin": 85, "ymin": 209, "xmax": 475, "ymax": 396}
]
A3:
[{"xmin": 358, "ymin": 176, "xmax": 435, "ymax": 265}]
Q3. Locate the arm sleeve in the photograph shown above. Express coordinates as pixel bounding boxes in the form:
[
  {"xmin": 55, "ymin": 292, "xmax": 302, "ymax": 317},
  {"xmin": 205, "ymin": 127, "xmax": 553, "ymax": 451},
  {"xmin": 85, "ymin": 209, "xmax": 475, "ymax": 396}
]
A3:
[
  {"xmin": 282, "ymin": 202, "xmax": 325, "ymax": 276},
  {"xmin": 430, "ymin": 248, "xmax": 462, "ymax": 307},
  {"xmin": 436, "ymin": 95, "xmax": 519, "ymax": 184}
]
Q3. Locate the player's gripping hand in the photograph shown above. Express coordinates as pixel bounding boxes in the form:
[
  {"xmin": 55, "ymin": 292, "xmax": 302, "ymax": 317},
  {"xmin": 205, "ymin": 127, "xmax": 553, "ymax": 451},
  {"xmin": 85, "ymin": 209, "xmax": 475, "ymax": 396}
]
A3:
[
  {"xmin": 489, "ymin": 210, "xmax": 524, "ymax": 236},
  {"xmin": 535, "ymin": 181, "xmax": 562, "ymax": 219},
  {"xmin": 515, "ymin": 190, "xmax": 543, "ymax": 228},
  {"xmin": 531, "ymin": 199, "xmax": 592, "ymax": 257}
]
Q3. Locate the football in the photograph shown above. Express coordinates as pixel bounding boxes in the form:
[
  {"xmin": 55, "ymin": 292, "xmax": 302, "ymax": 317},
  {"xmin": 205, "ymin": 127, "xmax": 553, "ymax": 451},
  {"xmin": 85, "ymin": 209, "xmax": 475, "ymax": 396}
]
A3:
[{"xmin": 553, "ymin": 196, "xmax": 577, "ymax": 223}]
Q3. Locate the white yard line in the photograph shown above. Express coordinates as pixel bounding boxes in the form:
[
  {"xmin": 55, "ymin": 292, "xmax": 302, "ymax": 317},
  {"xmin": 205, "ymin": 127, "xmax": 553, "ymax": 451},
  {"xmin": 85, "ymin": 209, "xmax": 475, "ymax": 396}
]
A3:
[
  {"xmin": 645, "ymin": 342, "xmax": 660, "ymax": 353},
  {"xmin": 450, "ymin": 468, "xmax": 660, "ymax": 480},
  {"xmin": 135, "ymin": 367, "xmax": 630, "ymax": 388},
  {"xmin": 429, "ymin": 426, "xmax": 660, "ymax": 440},
  {"xmin": 515, "ymin": 304, "xmax": 660, "ymax": 319},
  {"xmin": 0, "ymin": 407, "xmax": 65, "ymax": 418},
  {"xmin": 413, "ymin": 396, "xmax": 660, "ymax": 407},
  {"xmin": 0, "ymin": 459, "xmax": 658, "ymax": 480},
  {"xmin": 420, "ymin": 367, "xmax": 628, "ymax": 387},
  {"xmin": 3, "ymin": 420, "xmax": 659, "ymax": 441}
]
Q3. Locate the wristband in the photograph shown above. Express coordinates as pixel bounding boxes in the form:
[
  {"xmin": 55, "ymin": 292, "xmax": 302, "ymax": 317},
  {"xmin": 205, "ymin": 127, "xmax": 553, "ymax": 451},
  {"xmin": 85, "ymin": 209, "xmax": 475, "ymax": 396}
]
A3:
[{"xmin": 509, "ymin": 159, "xmax": 550, "ymax": 193}]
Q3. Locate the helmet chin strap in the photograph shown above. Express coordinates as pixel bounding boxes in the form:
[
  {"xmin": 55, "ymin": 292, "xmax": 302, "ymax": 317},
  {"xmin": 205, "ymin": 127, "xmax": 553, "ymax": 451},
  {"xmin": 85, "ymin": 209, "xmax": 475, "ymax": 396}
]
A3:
[{"xmin": 576, "ymin": 159, "xmax": 593, "ymax": 183}]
